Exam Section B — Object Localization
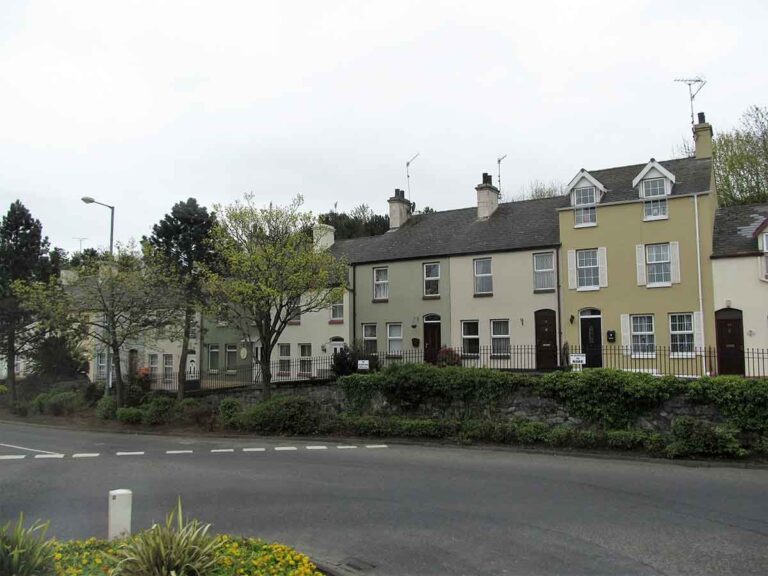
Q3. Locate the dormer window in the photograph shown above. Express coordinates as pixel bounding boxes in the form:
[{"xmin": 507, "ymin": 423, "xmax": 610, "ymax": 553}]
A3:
[
  {"xmin": 642, "ymin": 178, "xmax": 666, "ymax": 198},
  {"xmin": 574, "ymin": 186, "xmax": 597, "ymax": 227},
  {"xmin": 762, "ymin": 233, "xmax": 768, "ymax": 280}
]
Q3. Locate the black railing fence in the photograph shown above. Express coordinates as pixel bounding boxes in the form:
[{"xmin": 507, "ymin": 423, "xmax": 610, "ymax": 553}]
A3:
[{"xmin": 141, "ymin": 345, "xmax": 768, "ymax": 392}]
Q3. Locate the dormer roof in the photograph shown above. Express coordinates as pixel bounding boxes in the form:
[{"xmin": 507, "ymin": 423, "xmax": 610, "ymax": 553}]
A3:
[
  {"xmin": 565, "ymin": 169, "xmax": 606, "ymax": 194},
  {"xmin": 632, "ymin": 158, "xmax": 677, "ymax": 188}
]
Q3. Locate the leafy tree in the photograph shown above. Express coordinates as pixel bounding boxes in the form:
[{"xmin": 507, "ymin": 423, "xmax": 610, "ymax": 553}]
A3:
[
  {"xmin": 319, "ymin": 203, "xmax": 389, "ymax": 239},
  {"xmin": 16, "ymin": 245, "xmax": 183, "ymax": 407},
  {"xmin": 0, "ymin": 201, "xmax": 59, "ymax": 401},
  {"xmin": 206, "ymin": 194, "xmax": 347, "ymax": 398},
  {"xmin": 144, "ymin": 198, "xmax": 217, "ymax": 400},
  {"xmin": 714, "ymin": 105, "xmax": 768, "ymax": 206}
]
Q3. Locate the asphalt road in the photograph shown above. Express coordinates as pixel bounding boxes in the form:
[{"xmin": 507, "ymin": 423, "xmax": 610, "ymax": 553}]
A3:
[{"xmin": 0, "ymin": 421, "xmax": 766, "ymax": 575}]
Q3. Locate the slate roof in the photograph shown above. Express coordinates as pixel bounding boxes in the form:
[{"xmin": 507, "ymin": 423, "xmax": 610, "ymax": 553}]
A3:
[
  {"xmin": 712, "ymin": 202, "xmax": 768, "ymax": 258},
  {"xmin": 586, "ymin": 156, "xmax": 713, "ymax": 204},
  {"xmin": 330, "ymin": 194, "xmax": 569, "ymax": 265}
]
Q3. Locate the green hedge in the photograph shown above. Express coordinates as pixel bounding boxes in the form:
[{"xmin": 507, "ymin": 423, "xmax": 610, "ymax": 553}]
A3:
[
  {"xmin": 236, "ymin": 396, "xmax": 321, "ymax": 435},
  {"xmin": 687, "ymin": 376, "xmax": 768, "ymax": 432}
]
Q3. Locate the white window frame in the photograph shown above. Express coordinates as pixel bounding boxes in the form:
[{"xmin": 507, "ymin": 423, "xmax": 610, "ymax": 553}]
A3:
[
  {"xmin": 387, "ymin": 323, "xmax": 403, "ymax": 356},
  {"xmin": 299, "ymin": 343, "xmax": 312, "ymax": 375},
  {"xmin": 576, "ymin": 249, "xmax": 599, "ymax": 290},
  {"xmin": 362, "ymin": 324, "xmax": 378, "ymax": 354},
  {"xmin": 762, "ymin": 233, "xmax": 768, "ymax": 281},
  {"xmin": 473, "ymin": 258, "xmax": 493, "ymax": 295},
  {"xmin": 423, "ymin": 262, "xmax": 440, "ymax": 296},
  {"xmin": 148, "ymin": 353, "xmax": 159, "ymax": 379},
  {"xmin": 573, "ymin": 186, "xmax": 597, "ymax": 228},
  {"xmin": 533, "ymin": 252, "xmax": 555, "ymax": 291},
  {"xmin": 490, "ymin": 319, "xmax": 510, "ymax": 356},
  {"xmin": 208, "ymin": 345, "xmax": 220, "ymax": 374},
  {"xmin": 373, "ymin": 267, "xmax": 389, "ymax": 300},
  {"xmin": 278, "ymin": 343, "xmax": 291, "ymax": 374},
  {"xmin": 642, "ymin": 178, "xmax": 666, "ymax": 198},
  {"xmin": 643, "ymin": 198, "xmax": 668, "ymax": 221},
  {"xmin": 461, "ymin": 320, "xmax": 480, "ymax": 355},
  {"xmin": 669, "ymin": 313, "xmax": 695, "ymax": 358},
  {"xmin": 330, "ymin": 298, "xmax": 344, "ymax": 321},
  {"xmin": 646, "ymin": 243, "xmax": 671, "ymax": 287},
  {"xmin": 630, "ymin": 315, "xmax": 655, "ymax": 358},
  {"xmin": 225, "ymin": 344, "xmax": 238, "ymax": 373},
  {"xmin": 96, "ymin": 352, "xmax": 107, "ymax": 380},
  {"xmin": 573, "ymin": 186, "xmax": 597, "ymax": 206},
  {"xmin": 163, "ymin": 353, "xmax": 174, "ymax": 384}
]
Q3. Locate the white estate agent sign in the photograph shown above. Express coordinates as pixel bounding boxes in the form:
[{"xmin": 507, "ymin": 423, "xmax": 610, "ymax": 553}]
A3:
[
  {"xmin": 570, "ymin": 353, "xmax": 586, "ymax": 371},
  {"xmin": 357, "ymin": 359, "xmax": 370, "ymax": 371}
]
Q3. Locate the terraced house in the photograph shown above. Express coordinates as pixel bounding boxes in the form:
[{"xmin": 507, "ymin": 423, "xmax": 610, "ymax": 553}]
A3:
[{"xmin": 558, "ymin": 113, "xmax": 716, "ymax": 375}]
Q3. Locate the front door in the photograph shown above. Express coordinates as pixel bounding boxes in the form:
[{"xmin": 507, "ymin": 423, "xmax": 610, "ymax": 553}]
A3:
[
  {"xmin": 534, "ymin": 309, "xmax": 557, "ymax": 370},
  {"xmin": 580, "ymin": 314, "xmax": 603, "ymax": 368},
  {"xmin": 716, "ymin": 309, "xmax": 745, "ymax": 375},
  {"xmin": 423, "ymin": 318, "xmax": 441, "ymax": 364}
]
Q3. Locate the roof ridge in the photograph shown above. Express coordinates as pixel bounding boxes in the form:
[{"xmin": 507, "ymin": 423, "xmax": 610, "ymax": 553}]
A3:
[{"xmin": 589, "ymin": 155, "xmax": 706, "ymax": 174}]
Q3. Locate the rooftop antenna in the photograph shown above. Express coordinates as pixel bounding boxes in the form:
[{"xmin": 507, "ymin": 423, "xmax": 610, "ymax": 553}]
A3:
[
  {"xmin": 73, "ymin": 237, "xmax": 88, "ymax": 251},
  {"xmin": 406, "ymin": 153, "xmax": 419, "ymax": 200},
  {"xmin": 674, "ymin": 77, "xmax": 706, "ymax": 125},
  {"xmin": 497, "ymin": 154, "xmax": 507, "ymax": 194}
]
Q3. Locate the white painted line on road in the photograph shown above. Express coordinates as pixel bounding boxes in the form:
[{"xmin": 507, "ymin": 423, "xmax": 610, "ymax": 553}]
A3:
[
  {"xmin": 116, "ymin": 451, "xmax": 144, "ymax": 456},
  {"xmin": 211, "ymin": 449, "xmax": 234, "ymax": 453},
  {"xmin": 243, "ymin": 448, "xmax": 266, "ymax": 452},
  {"xmin": 306, "ymin": 445, "xmax": 328, "ymax": 450},
  {"xmin": 166, "ymin": 450, "xmax": 193, "ymax": 454},
  {"xmin": 365, "ymin": 444, "xmax": 389, "ymax": 449},
  {"xmin": 72, "ymin": 453, "xmax": 100, "ymax": 458},
  {"xmin": 337, "ymin": 445, "xmax": 358, "ymax": 449},
  {"xmin": 35, "ymin": 454, "xmax": 64, "ymax": 459},
  {"xmin": 0, "ymin": 454, "xmax": 26, "ymax": 460},
  {"xmin": 274, "ymin": 447, "xmax": 297, "ymax": 451},
  {"xmin": 0, "ymin": 442, "xmax": 61, "ymax": 455}
]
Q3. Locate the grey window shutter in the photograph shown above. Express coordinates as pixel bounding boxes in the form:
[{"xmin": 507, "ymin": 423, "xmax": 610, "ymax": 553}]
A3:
[
  {"xmin": 620, "ymin": 314, "xmax": 631, "ymax": 355},
  {"xmin": 598, "ymin": 247, "xmax": 608, "ymax": 287},
  {"xmin": 693, "ymin": 311, "xmax": 704, "ymax": 354},
  {"xmin": 636, "ymin": 244, "xmax": 646, "ymax": 286},
  {"xmin": 567, "ymin": 250, "xmax": 576, "ymax": 290},
  {"xmin": 670, "ymin": 241, "xmax": 681, "ymax": 284}
]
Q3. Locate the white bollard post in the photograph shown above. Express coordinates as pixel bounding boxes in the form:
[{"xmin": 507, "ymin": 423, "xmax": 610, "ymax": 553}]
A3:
[{"xmin": 108, "ymin": 489, "xmax": 132, "ymax": 540}]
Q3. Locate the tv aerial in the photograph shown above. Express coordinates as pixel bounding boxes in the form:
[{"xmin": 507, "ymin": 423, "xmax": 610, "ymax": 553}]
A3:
[
  {"xmin": 674, "ymin": 77, "xmax": 706, "ymax": 125},
  {"xmin": 497, "ymin": 154, "xmax": 507, "ymax": 194},
  {"xmin": 406, "ymin": 153, "xmax": 419, "ymax": 199}
]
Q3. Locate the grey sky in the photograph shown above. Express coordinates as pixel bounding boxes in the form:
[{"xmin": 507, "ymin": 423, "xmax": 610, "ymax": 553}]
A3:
[{"xmin": 1, "ymin": 0, "xmax": 765, "ymax": 254}]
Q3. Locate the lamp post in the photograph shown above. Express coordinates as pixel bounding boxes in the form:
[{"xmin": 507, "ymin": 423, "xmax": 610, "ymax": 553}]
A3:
[{"xmin": 81, "ymin": 197, "xmax": 115, "ymax": 395}]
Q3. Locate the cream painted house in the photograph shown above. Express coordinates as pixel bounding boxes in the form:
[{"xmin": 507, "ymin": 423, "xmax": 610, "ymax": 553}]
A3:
[{"xmin": 711, "ymin": 202, "xmax": 768, "ymax": 376}]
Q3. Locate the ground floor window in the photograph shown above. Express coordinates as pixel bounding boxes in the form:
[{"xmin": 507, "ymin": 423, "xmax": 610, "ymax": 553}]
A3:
[
  {"xmin": 279, "ymin": 343, "xmax": 291, "ymax": 373},
  {"xmin": 163, "ymin": 353, "xmax": 173, "ymax": 384},
  {"xmin": 669, "ymin": 313, "xmax": 694, "ymax": 355},
  {"xmin": 148, "ymin": 354, "xmax": 159, "ymax": 380},
  {"xmin": 387, "ymin": 323, "xmax": 403, "ymax": 355},
  {"xmin": 363, "ymin": 324, "xmax": 377, "ymax": 354},
  {"xmin": 225, "ymin": 344, "xmax": 238, "ymax": 372},
  {"xmin": 96, "ymin": 352, "xmax": 107, "ymax": 380},
  {"xmin": 299, "ymin": 344, "xmax": 312, "ymax": 374},
  {"xmin": 208, "ymin": 345, "xmax": 220, "ymax": 373},
  {"xmin": 491, "ymin": 319, "xmax": 510, "ymax": 356},
  {"xmin": 631, "ymin": 315, "xmax": 655, "ymax": 355},
  {"xmin": 462, "ymin": 321, "xmax": 480, "ymax": 355}
]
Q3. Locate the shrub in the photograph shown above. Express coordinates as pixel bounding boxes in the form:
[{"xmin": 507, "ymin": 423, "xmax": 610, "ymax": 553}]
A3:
[
  {"xmin": 0, "ymin": 514, "xmax": 53, "ymax": 576},
  {"xmin": 112, "ymin": 502, "xmax": 222, "ymax": 576},
  {"xmin": 331, "ymin": 342, "xmax": 379, "ymax": 377},
  {"xmin": 125, "ymin": 384, "xmax": 147, "ymax": 408},
  {"xmin": 83, "ymin": 381, "xmax": 105, "ymax": 405},
  {"xmin": 687, "ymin": 376, "xmax": 768, "ymax": 432},
  {"xmin": 96, "ymin": 396, "xmax": 118, "ymax": 420},
  {"xmin": 436, "ymin": 346, "xmax": 462, "ymax": 367},
  {"xmin": 10, "ymin": 401, "xmax": 29, "ymax": 417},
  {"xmin": 179, "ymin": 398, "xmax": 213, "ymax": 427},
  {"xmin": 606, "ymin": 430, "xmax": 651, "ymax": 451},
  {"xmin": 142, "ymin": 396, "xmax": 178, "ymax": 426},
  {"xmin": 0, "ymin": 383, "xmax": 8, "ymax": 394},
  {"xmin": 218, "ymin": 398, "xmax": 242, "ymax": 429},
  {"xmin": 117, "ymin": 407, "xmax": 145, "ymax": 425},
  {"xmin": 238, "ymin": 396, "xmax": 321, "ymax": 435},
  {"xmin": 33, "ymin": 390, "xmax": 83, "ymax": 416},
  {"xmin": 665, "ymin": 416, "xmax": 746, "ymax": 458}
]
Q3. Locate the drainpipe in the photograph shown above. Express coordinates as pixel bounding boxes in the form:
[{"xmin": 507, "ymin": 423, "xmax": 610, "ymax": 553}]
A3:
[
  {"xmin": 351, "ymin": 264, "xmax": 357, "ymax": 344},
  {"xmin": 555, "ymin": 247, "xmax": 563, "ymax": 365},
  {"xmin": 693, "ymin": 193, "xmax": 706, "ymax": 374}
]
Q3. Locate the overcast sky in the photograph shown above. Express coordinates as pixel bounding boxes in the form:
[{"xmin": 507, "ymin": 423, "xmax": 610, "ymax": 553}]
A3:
[{"xmin": 1, "ymin": 0, "xmax": 766, "ymax": 254}]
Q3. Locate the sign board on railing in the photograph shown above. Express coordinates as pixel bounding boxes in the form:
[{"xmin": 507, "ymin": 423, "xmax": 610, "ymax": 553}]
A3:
[
  {"xmin": 570, "ymin": 353, "xmax": 586, "ymax": 372},
  {"xmin": 357, "ymin": 359, "xmax": 370, "ymax": 371}
]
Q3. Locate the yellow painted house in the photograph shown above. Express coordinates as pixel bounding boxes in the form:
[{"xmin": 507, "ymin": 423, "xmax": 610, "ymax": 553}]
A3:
[{"xmin": 558, "ymin": 113, "xmax": 717, "ymax": 375}]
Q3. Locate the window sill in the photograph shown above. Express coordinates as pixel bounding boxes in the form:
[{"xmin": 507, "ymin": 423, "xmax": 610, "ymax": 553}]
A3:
[
  {"xmin": 574, "ymin": 223, "xmax": 597, "ymax": 229},
  {"xmin": 646, "ymin": 282, "xmax": 671, "ymax": 289},
  {"xmin": 474, "ymin": 293, "xmax": 493, "ymax": 298},
  {"xmin": 631, "ymin": 353, "xmax": 656, "ymax": 359},
  {"xmin": 328, "ymin": 319, "xmax": 344, "ymax": 325},
  {"xmin": 422, "ymin": 294, "xmax": 441, "ymax": 300},
  {"xmin": 670, "ymin": 352, "xmax": 696, "ymax": 359},
  {"xmin": 643, "ymin": 215, "xmax": 669, "ymax": 222},
  {"xmin": 576, "ymin": 286, "xmax": 600, "ymax": 292},
  {"xmin": 534, "ymin": 288, "xmax": 556, "ymax": 294},
  {"xmin": 372, "ymin": 299, "xmax": 389, "ymax": 304}
]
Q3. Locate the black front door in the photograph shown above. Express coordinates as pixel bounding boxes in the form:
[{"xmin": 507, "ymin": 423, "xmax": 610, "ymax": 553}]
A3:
[
  {"xmin": 534, "ymin": 309, "xmax": 557, "ymax": 370},
  {"xmin": 424, "ymin": 322, "xmax": 441, "ymax": 364},
  {"xmin": 580, "ymin": 316, "xmax": 603, "ymax": 368},
  {"xmin": 716, "ymin": 309, "xmax": 745, "ymax": 375}
]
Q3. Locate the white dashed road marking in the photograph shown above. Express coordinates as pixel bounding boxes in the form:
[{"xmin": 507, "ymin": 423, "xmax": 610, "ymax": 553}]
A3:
[
  {"xmin": 306, "ymin": 445, "xmax": 328, "ymax": 450},
  {"xmin": 166, "ymin": 450, "xmax": 193, "ymax": 454},
  {"xmin": 337, "ymin": 445, "xmax": 358, "ymax": 449},
  {"xmin": 243, "ymin": 448, "xmax": 266, "ymax": 452},
  {"xmin": 274, "ymin": 447, "xmax": 298, "ymax": 451},
  {"xmin": 35, "ymin": 454, "xmax": 64, "ymax": 459},
  {"xmin": 116, "ymin": 451, "xmax": 145, "ymax": 456},
  {"xmin": 366, "ymin": 444, "xmax": 389, "ymax": 449},
  {"xmin": 0, "ymin": 455, "xmax": 26, "ymax": 460},
  {"xmin": 72, "ymin": 453, "xmax": 100, "ymax": 458},
  {"xmin": 211, "ymin": 449, "xmax": 235, "ymax": 453}
]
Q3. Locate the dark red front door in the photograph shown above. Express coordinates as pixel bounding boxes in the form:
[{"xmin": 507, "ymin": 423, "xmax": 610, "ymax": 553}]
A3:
[{"xmin": 716, "ymin": 309, "xmax": 744, "ymax": 375}]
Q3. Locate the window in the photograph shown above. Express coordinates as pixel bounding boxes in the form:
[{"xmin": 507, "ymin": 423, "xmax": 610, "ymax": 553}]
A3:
[
  {"xmin": 491, "ymin": 320, "xmax": 510, "ymax": 356},
  {"xmin": 373, "ymin": 267, "xmax": 389, "ymax": 300},
  {"xmin": 208, "ymin": 345, "xmax": 220, "ymax": 373},
  {"xmin": 148, "ymin": 354, "xmax": 159, "ymax": 380},
  {"xmin": 574, "ymin": 186, "xmax": 597, "ymax": 227},
  {"xmin": 631, "ymin": 315, "xmax": 655, "ymax": 356},
  {"xmin": 644, "ymin": 198, "xmax": 668, "ymax": 220},
  {"xmin": 576, "ymin": 249, "xmax": 599, "ymax": 289},
  {"xmin": 278, "ymin": 343, "xmax": 291, "ymax": 373},
  {"xmin": 288, "ymin": 296, "xmax": 301, "ymax": 324},
  {"xmin": 670, "ymin": 313, "xmax": 694, "ymax": 355},
  {"xmin": 533, "ymin": 252, "xmax": 555, "ymax": 291},
  {"xmin": 330, "ymin": 298, "xmax": 344, "ymax": 321},
  {"xmin": 573, "ymin": 186, "xmax": 596, "ymax": 205},
  {"xmin": 474, "ymin": 258, "xmax": 493, "ymax": 295},
  {"xmin": 96, "ymin": 352, "xmax": 106, "ymax": 380},
  {"xmin": 575, "ymin": 206, "xmax": 596, "ymax": 226},
  {"xmin": 163, "ymin": 353, "xmax": 173, "ymax": 383},
  {"xmin": 646, "ymin": 243, "xmax": 671, "ymax": 285},
  {"xmin": 387, "ymin": 323, "xmax": 403, "ymax": 355},
  {"xmin": 299, "ymin": 344, "xmax": 312, "ymax": 375},
  {"xmin": 423, "ymin": 263, "xmax": 440, "ymax": 296},
  {"xmin": 642, "ymin": 178, "xmax": 666, "ymax": 198},
  {"xmin": 462, "ymin": 321, "xmax": 480, "ymax": 355},
  {"xmin": 225, "ymin": 344, "xmax": 238, "ymax": 372},
  {"xmin": 363, "ymin": 324, "xmax": 378, "ymax": 354}
]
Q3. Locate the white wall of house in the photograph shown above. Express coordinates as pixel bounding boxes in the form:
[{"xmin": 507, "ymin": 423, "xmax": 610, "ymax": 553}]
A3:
[{"xmin": 712, "ymin": 256, "xmax": 768, "ymax": 351}]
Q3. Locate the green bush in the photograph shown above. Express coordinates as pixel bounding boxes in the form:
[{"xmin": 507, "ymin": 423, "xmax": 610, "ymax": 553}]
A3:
[
  {"xmin": 687, "ymin": 376, "xmax": 768, "ymax": 432},
  {"xmin": 665, "ymin": 416, "xmax": 746, "ymax": 458},
  {"xmin": 125, "ymin": 384, "xmax": 147, "ymax": 408},
  {"xmin": 83, "ymin": 381, "xmax": 105, "ymax": 406},
  {"xmin": 0, "ymin": 514, "xmax": 53, "ymax": 576},
  {"xmin": 142, "ymin": 396, "xmax": 178, "ymax": 425},
  {"xmin": 95, "ymin": 396, "xmax": 118, "ymax": 420},
  {"xmin": 218, "ymin": 398, "xmax": 242, "ymax": 429},
  {"xmin": 10, "ymin": 401, "xmax": 30, "ymax": 417},
  {"xmin": 32, "ymin": 390, "xmax": 83, "ymax": 416},
  {"xmin": 238, "ymin": 396, "xmax": 320, "ymax": 435},
  {"xmin": 117, "ymin": 407, "xmax": 145, "ymax": 425},
  {"xmin": 606, "ymin": 430, "xmax": 651, "ymax": 451}
]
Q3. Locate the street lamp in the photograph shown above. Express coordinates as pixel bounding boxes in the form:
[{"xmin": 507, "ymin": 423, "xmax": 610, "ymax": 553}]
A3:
[{"xmin": 81, "ymin": 196, "xmax": 115, "ymax": 395}]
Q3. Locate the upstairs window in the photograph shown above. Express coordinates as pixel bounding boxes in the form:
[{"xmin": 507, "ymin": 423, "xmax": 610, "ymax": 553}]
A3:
[
  {"xmin": 646, "ymin": 243, "xmax": 671, "ymax": 285},
  {"xmin": 533, "ymin": 252, "xmax": 555, "ymax": 291},
  {"xmin": 642, "ymin": 178, "xmax": 666, "ymax": 198},
  {"xmin": 573, "ymin": 186, "xmax": 597, "ymax": 227},
  {"xmin": 474, "ymin": 258, "xmax": 493, "ymax": 295},
  {"xmin": 644, "ymin": 199, "xmax": 668, "ymax": 220},
  {"xmin": 574, "ymin": 186, "xmax": 597, "ymax": 205},
  {"xmin": 576, "ymin": 249, "xmax": 599, "ymax": 289},
  {"xmin": 423, "ymin": 263, "xmax": 440, "ymax": 296},
  {"xmin": 330, "ymin": 298, "xmax": 344, "ymax": 321},
  {"xmin": 373, "ymin": 267, "xmax": 389, "ymax": 300}
]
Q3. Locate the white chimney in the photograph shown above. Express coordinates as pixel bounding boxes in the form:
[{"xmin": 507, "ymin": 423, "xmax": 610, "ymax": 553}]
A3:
[
  {"xmin": 388, "ymin": 189, "xmax": 411, "ymax": 230},
  {"xmin": 476, "ymin": 173, "xmax": 500, "ymax": 219},
  {"xmin": 313, "ymin": 223, "xmax": 335, "ymax": 250}
]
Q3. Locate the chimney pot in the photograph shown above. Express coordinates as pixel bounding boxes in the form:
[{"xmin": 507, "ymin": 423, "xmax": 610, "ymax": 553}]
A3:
[{"xmin": 697, "ymin": 112, "xmax": 706, "ymax": 124}]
